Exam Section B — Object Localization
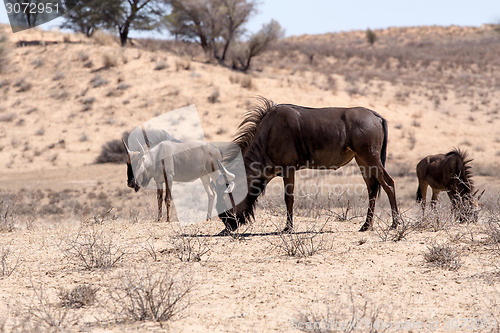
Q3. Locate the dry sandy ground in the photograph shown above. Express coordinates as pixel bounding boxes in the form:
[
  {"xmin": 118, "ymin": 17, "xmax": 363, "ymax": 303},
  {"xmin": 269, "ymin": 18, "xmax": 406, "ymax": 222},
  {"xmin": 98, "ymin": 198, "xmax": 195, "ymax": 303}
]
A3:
[{"xmin": 1, "ymin": 25, "xmax": 500, "ymax": 332}]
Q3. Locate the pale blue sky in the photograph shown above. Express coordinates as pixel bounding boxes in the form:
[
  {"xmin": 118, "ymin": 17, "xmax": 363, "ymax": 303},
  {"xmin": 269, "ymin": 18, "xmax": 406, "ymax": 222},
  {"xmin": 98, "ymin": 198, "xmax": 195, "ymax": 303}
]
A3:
[{"xmin": 1, "ymin": 0, "xmax": 498, "ymax": 37}]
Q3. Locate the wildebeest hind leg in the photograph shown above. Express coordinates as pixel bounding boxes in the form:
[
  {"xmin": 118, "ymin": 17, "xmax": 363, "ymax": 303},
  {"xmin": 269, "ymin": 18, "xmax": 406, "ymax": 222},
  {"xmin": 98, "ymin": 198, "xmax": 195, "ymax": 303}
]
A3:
[
  {"xmin": 361, "ymin": 158, "xmax": 399, "ymax": 229},
  {"xmin": 358, "ymin": 169, "xmax": 380, "ymax": 232},
  {"xmin": 164, "ymin": 182, "xmax": 172, "ymax": 222},
  {"xmin": 283, "ymin": 170, "xmax": 295, "ymax": 232}
]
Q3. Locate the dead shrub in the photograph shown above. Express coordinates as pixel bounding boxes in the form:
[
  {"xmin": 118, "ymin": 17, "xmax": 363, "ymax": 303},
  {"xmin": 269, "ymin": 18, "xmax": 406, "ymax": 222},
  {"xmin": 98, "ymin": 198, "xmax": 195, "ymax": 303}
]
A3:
[
  {"xmin": 77, "ymin": 51, "xmax": 89, "ymax": 62},
  {"xmin": 31, "ymin": 57, "xmax": 44, "ymax": 69},
  {"xmin": 424, "ymin": 244, "xmax": 462, "ymax": 271},
  {"xmin": 26, "ymin": 283, "xmax": 78, "ymax": 331},
  {"xmin": 268, "ymin": 218, "xmax": 332, "ymax": 257},
  {"xmin": 0, "ymin": 113, "xmax": 16, "ymax": 122},
  {"xmin": 295, "ymin": 285, "xmax": 390, "ymax": 333},
  {"xmin": 207, "ymin": 88, "xmax": 220, "ymax": 103},
  {"xmin": 154, "ymin": 61, "xmax": 169, "ymax": 71},
  {"xmin": 60, "ymin": 226, "xmax": 126, "ymax": 270},
  {"xmin": 90, "ymin": 75, "xmax": 108, "ymax": 88},
  {"xmin": 0, "ymin": 33, "xmax": 9, "ymax": 73},
  {"xmin": 95, "ymin": 139, "xmax": 126, "ymax": 164},
  {"xmin": 13, "ymin": 78, "xmax": 32, "ymax": 93},
  {"xmin": 58, "ymin": 284, "xmax": 98, "ymax": 309},
  {"xmin": 175, "ymin": 57, "xmax": 191, "ymax": 71},
  {"xmin": 172, "ymin": 226, "xmax": 213, "ymax": 262},
  {"xmin": 373, "ymin": 212, "xmax": 416, "ymax": 242},
  {"xmin": 108, "ymin": 268, "xmax": 192, "ymax": 323},
  {"xmin": 229, "ymin": 74, "xmax": 252, "ymax": 89},
  {"xmin": 239, "ymin": 75, "xmax": 252, "ymax": 89},
  {"xmin": 102, "ymin": 52, "xmax": 117, "ymax": 68},
  {"xmin": 1, "ymin": 246, "xmax": 21, "ymax": 277},
  {"xmin": 0, "ymin": 199, "xmax": 16, "ymax": 232}
]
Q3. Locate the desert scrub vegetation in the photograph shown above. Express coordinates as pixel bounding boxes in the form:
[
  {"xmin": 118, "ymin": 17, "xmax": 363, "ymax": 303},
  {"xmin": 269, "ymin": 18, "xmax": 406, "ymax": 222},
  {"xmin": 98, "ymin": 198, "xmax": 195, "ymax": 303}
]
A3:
[
  {"xmin": 424, "ymin": 243, "xmax": 462, "ymax": 271},
  {"xmin": 0, "ymin": 33, "xmax": 8, "ymax": 73},
  {"xmin": 21, "ymin": 283, "xmax": 80, "ymax": 332},
  {"xmin": 267, "ymin": 217, "xmax": 333, "ymax": 257},
  {"xmin": 58, "ymin": 284, "xmax": 98, "ymax": 309},
  {"xmin": 171, "ymin": 226, "xmax": 214, "ymax": 262},
  {"xmin": 108, "ymin": 268, "xmax": 192, "ymax": 323},
  {"xmin": 260, "ymin": 25, "xmax": 500, "ymax": 90},
  {"xmin": 60, "ymin": 226, "xmax": 126, "ymax": 270},
  {"xmin": 1, "ymin": 245, "xmax": 21, "ymax": 277},
  {"xmin": 95, "ymin": 138, "xmax": 126, "ymax": 163},
  {"xmin": 295, "ymin": 285, "xmax": 390, "ymax": 333},
  {"xmin": 229, "ymin": 74, "xmax": 253, "ymax": 89}
]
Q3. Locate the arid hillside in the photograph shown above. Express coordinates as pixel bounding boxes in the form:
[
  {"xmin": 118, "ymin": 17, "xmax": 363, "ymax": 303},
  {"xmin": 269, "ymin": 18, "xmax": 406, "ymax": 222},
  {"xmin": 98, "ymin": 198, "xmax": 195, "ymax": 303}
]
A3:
[{"xmin": 0, "ymin": 24, "xmax": 500, "ymax": 332}]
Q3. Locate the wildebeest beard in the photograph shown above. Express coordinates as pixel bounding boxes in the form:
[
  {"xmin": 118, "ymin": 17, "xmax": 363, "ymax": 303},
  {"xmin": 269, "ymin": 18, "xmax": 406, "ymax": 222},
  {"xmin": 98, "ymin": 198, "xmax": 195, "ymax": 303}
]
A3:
[{"xmin": 127, "ymin": 162, "xmax": 140, "ymax": 192}]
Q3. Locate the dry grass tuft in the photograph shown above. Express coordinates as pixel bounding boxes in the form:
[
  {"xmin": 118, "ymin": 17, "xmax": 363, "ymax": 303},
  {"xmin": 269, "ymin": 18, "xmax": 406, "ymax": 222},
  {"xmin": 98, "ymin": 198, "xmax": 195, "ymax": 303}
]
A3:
[
  {"xmin": 58, "ymin": 284, "xmax": 98, "ymax": 309},
  {"xmin": 424, "ymin": 244, "xmax": 462, "ymax": 271}
]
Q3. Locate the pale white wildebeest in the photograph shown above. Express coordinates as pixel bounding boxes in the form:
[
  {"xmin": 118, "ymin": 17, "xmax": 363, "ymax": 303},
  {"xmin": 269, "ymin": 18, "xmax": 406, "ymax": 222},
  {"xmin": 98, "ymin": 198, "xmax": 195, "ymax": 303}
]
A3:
[{"xmin": 123, "ymin": 139, "xmax": 235, "ymax": 222}]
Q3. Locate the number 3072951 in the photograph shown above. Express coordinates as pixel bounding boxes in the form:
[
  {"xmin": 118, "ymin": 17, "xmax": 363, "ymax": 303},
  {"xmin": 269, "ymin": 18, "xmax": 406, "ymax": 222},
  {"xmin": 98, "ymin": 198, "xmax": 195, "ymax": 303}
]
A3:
[{"xmin": 5, "ymin": 2, "xmax": 60, "ymax": 14}]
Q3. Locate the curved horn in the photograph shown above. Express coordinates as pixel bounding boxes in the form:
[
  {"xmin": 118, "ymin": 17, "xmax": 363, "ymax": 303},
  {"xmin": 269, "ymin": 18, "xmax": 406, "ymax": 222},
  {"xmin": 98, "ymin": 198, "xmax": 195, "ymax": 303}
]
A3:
[
  {"xmin": 216, "ymin": 160, "xmax": 235, "ymax": 181},
  {"xmin": 122, "ymin": 138, "xmax": 131, "ymax": 154},
  {"xmin": 136, "ymin": 139, "xmax": 146, "ymax": 154}
]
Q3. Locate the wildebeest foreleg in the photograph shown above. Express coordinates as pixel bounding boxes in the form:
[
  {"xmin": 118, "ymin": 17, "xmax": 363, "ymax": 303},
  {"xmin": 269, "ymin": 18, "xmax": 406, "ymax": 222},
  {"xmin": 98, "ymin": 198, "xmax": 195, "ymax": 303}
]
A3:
[
  {"xmin": 164, "ymin": 182, "xmax": 172, "ymax": 222},
  {"xmin": 283, "ymin": 170, "xmax": 295, "ymax": 232},
  {"xmin": 156, "ymin": 188, "xmax": 163, "ymax": 221},
  {"xmin": 431, "ymin": 190, "xmax": 439, "ymax": 210},
  {"xmin": 200, "ymin": 176, "xmax": 215, "ymax": 220}
]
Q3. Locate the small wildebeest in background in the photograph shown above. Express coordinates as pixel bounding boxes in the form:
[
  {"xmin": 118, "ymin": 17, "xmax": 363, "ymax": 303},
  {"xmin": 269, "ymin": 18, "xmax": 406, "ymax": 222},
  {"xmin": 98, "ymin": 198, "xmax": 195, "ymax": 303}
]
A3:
[
  {"xmin": 416, "ymin": 148, "xmax": 483, "ymax": 222},
  {"xmin": 216, "ymin": 98, "xmax": 400, "ymax": 234},
  {"xmin": 122, "ymin": 129, "xmax": 180, "ymax": 220},
  {"xmin": 124, "ymin": 138, "xmax": 235, "ymax": 222}
]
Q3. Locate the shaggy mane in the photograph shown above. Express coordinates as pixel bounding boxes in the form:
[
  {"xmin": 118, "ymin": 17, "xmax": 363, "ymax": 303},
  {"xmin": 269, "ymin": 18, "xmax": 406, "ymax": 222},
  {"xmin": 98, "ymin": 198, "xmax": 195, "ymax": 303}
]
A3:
[
  {"xmin": 232, "ymin": 97, "xmax": 276, "ymax": 154},
  {"xmin": 447, "ymin": 148, "xmax": 474, "ymax": 190}
]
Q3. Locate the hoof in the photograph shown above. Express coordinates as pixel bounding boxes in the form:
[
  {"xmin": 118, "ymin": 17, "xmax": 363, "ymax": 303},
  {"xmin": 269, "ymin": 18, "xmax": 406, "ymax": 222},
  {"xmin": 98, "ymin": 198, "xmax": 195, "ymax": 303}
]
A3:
[
  {"xmin": 282, "ymin": 226, "xmax": 293, "ymax": 233},
  {"xmin": 358, "ymin": 224, "xmax": 371, "ymax": 232},
  {"xmin": 217, "ymin": 228, "xmax": 232, "ymax": 236},
  {"xmin": 390, "ymin": 223, "xmax": 398, "ymax": 229}
]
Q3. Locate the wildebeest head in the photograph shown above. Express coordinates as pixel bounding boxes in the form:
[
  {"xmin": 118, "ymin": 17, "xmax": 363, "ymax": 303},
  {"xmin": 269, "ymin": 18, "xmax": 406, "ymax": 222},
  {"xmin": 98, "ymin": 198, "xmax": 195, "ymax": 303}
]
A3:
[
  {"xmin": 122, "ymin": 139, "xmax": 141, "ymax": 192},
  {"xmin": 132, "ymin": 141, "xmax": 156, "ymax": 189}
]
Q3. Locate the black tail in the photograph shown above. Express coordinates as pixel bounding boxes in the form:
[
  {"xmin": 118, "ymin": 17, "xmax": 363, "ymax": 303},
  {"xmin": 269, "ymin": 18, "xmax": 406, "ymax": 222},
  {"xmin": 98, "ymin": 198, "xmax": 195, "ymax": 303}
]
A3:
[
  {"xmin": 380, "ymin": 117, "xmax": 388, "ymax": 167},
  {"xmin": 416, "ymin": 185, "xmax": 423, "ymax": 202}
]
